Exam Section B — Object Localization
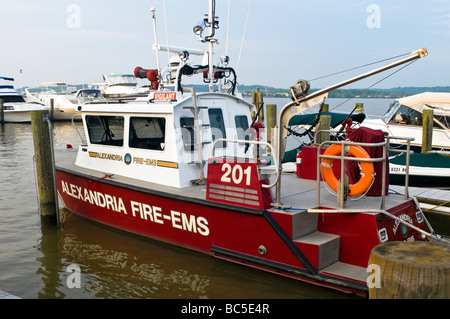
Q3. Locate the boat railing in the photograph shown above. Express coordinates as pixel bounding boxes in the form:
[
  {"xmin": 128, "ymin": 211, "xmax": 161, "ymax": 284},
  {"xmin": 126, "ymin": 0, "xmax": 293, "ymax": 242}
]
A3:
[
  {"xmin": 211, "ymin": 138, "xmax": 280, "ymax": 189},
  {"xmin": 71, "ymin": 114, "xmax": 87, "ymax": 145},
  {"xmin": 316, "ymin": 139, "xmax": 388, "ymax": 209},
  {"xmin": 315, "ymin": 132, "xmax": 414, "ymax": 209},
  {"xmin": 385, "ymin": 136, "xmax": 414, "ymax": 198}
]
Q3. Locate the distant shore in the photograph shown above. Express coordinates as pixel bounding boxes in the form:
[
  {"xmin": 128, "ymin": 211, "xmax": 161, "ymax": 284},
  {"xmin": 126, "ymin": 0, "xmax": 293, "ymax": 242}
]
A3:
[
  {"xmin": 18, "ymin": 83, "xmax": 450, "ymax": 99},
  {"xmin": 238, "ymin": 85, "xmax": 450, "ymax": 99}
]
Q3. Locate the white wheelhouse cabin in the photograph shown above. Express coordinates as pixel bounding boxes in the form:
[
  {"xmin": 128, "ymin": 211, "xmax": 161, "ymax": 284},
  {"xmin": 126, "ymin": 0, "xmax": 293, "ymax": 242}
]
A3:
[{"xmin": 75, "ymin": 90, "xmax": 255, "ymax": 188}]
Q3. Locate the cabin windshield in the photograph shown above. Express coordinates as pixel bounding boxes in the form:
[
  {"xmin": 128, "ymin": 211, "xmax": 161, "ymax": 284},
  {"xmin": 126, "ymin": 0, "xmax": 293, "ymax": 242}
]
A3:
[
  {"xmin": 388, "ymin": 104, "xmax": 423, "ymax": 126},
  {"xmin": 76, "ymin": 90, "xmax": 104, "ymax": 101},
  {"xmin": 385, "ymin": 102, "xmax": 450, "ymax": 129},
  {"xmin": 45, "ymin": 86, "xmax": 71, "ymax": 95},
  {"xmin": 382, "ymin": 101, "xmax": 400, "ymax": 123},
  {"xmin": 107, "ymin": 75, "xmax": 138, "ymax": 86}
]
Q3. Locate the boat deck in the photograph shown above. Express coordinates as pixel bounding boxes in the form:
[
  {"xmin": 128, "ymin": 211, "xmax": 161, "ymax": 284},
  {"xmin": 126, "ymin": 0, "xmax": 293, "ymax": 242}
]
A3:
[{"xmin": 55, "ymin": 149, "xmax": 408, "ymax": 213}]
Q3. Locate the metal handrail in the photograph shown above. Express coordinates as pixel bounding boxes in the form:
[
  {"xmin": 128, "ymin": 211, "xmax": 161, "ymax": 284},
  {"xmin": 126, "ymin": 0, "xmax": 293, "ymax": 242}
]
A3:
[
  {"xmin": 315, "ymin": 135, "xmax": 414, "ymax": 209},
  {"xmin": 385, "ymin": 136, "xmax": 414, "ymax": 198},
  {"xmin": 211, "ymin": 138, "xmax": 280, "ymax": 189},
  {"xmin": 71, "ymin": 114, "xmax": 86, "ymax": 145},
  {"xmin": 316, "ymin": 139, "xmax": 388, "ymax": 209}
]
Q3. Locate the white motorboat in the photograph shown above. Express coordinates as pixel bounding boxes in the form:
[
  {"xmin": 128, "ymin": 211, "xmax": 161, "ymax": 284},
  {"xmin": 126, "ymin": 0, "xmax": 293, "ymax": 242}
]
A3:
[
  {"xmin": 99, "ymin": 73, "xmax": 151, "ymax": 98},
  {"xmin": 0, "ymin": 76, "xmax": 47, "ymax": 123},
  {"xmin": 362, "ymin": 92, "xmax": 450, "ymax": 152},
  {"xmin": 25, "ymin": 82, "xmax": 80, "ymax": 121},
  {"xmin": 361, "ymin": 92, "xmax": 450, "ymax": 187}
]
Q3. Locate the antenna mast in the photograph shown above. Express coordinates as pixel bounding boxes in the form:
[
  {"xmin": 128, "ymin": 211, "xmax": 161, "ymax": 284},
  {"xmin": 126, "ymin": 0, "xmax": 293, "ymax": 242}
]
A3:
[
  {"xmin": 193, "ymin": 0, "xmax": 219, "ymax": 92},
  {"xmin": 150, "ymin": 7, "xmax": 161, "ymax": 75}
]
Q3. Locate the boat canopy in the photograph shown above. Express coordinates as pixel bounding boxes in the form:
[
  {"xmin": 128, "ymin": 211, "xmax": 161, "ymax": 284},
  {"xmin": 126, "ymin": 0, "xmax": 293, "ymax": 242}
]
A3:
[
  {"xmin": 397, "ymin": 92, "xmax": 450, "ymax": 112},
  {"xmin": 288, "ymin": 112, "xmax": 365, "ymax": 128},
  {"xmin": 382, "ymin": 92, "xmax": 450, "ymax": 129}
]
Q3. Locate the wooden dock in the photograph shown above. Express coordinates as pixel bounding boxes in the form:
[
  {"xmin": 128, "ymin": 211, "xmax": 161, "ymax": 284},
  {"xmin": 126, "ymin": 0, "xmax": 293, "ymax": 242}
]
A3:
[
  {"xmin": 390, "ymin": 185, "xmax": 450, "ymax": 215},
  {"xmin": 0, "ymin": 290, "xmax": 20, "ymax": 299}
]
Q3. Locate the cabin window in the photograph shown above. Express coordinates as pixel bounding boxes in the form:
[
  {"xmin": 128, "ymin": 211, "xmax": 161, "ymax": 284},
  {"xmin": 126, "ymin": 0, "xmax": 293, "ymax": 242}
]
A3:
[
  {"xmin": 208, "ymin": 108, "xmax": 226, "ymax": 148},
  {"xmin": 86, "ymin": 115, "xmax": 124, "ymax": 146},
  {"xmin": 0, "ymin": 95, "xmax": 25, "ymax": 103},
  {"xmin": 129, "ymin": 117, "xmax": 166, "ymax": 151},
  {"xmin": 235, "ymin": 115, "xmax": 249, "ymax": 144},
  {"xmin": 389, "ymin": 105, "xmax": 423, "ymax": 126},
  {"xmin": 180, "ymin": 117, "xmax": 194, "ymax": 151},
  {"xmin": 433, "ymin": 115, "xmax": 450, "ymax": 129}
]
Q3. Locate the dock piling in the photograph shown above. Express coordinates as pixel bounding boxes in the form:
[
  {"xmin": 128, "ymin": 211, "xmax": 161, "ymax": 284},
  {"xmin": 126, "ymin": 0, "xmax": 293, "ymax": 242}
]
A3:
[
  {"xmin": 421, "ymin": 109, "xmax": 433, "ymax": 153},
  {"xmin": 315, "ymin": 104, "xmax": 330, "ymax": 144},
  {"xmin": 354, "ymin": 103, "xmax": 364, "ymax": 114},
  {"xmin": 31, "ymin": 110, "xmax": 60, "ymax": 224},
  {"xmin": 0, "ymin": 99, "xmax": 4, "ymax": 123},
  {"xmin": 251, "ymin": 88, "xmax": 264, "ymax": 122},
  {"xmin": 368, "ymin": 241, "xmax": 450, "ymax": 299},
  {"xmin": 266, "ymin": 104, "xmax": 277, "ymax": 145},
  {"xmin": 49, "ymin": 98, "xmax": 54, "ymax": 121}
]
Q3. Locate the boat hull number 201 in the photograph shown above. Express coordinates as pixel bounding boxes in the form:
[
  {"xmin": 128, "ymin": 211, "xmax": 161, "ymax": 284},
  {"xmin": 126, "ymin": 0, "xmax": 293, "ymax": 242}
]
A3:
[{"xmin": 220, "ymin": 163, "xmax": 252, "ymax": 186}]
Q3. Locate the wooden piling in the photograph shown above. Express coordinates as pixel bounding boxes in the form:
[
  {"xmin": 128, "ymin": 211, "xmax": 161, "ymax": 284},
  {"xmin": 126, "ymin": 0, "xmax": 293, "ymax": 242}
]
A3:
[
  {"xmin": 421, "ymin": 109, "xmax": 433, "ymax": 154},
  {"xmin": 252, "ymin": 88, "xmax": 264, "ymax": 122},
  {"xmin": 266, "ymin": 104, "xmax": 277, "ymax": 144},
  {"xmin": 354, "ymin": 103, "xmax": 364, "ymax": 114},
  {"xmin": 0, "ymin": 99, "xmax": 4, "ymax": 123},
  {"xmin": 316, "ymin": 115, "xmax": 331, "ymax": 144},
  {"xmin": 49, "ymin": 98, "xmax": 54, "ymax": 121},
  {"xmin": 320, "ymin": 103, "xmax": 329, "ymax": 113},
  {"xmin": 368, "ymin": 241, "xmax": 450, "ymax": 299},
  {"xmin": 31, "ymin": 110, "xmax": 58, "ymax": 224},
  {"xmin": 315, "ymin": 104, "xmax": 330, "ymax": 144}
]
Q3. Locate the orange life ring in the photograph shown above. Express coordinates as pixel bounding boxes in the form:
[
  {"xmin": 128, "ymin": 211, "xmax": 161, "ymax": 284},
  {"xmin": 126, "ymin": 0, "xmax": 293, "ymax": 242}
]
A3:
[{"xmin": 320, "ymin": 144, "xmax": 374, "ymax": 197}]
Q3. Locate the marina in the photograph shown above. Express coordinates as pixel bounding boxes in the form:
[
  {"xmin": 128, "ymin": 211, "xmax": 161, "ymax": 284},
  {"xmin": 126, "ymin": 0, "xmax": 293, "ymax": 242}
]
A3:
[{"xmin": 1, "ymin": 0, "xmax": 450, "ymax": 302}]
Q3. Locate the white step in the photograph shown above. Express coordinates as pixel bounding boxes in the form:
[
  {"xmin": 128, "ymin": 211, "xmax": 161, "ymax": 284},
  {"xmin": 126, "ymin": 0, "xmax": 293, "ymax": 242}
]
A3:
[{"xmin": 294, "ymin": 231, "xmax": 340, "ymax": 270}]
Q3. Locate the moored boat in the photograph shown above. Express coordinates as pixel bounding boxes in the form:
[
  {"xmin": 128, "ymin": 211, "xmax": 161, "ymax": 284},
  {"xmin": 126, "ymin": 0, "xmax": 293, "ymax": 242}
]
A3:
[
  {"xmin": 0, "ymin": 76, "xmax": 47, "ymax": 122},
  {"xmin": 360, "ymin": 93, "xmax": 450, "ymax": 187},
  {"xmin": 388, "ymin": 152, "xmax": 450, "ymax": 188},
  {"xmin": 25, "ymin": 82, "xmax": 80, "ymax": 121},
  {"xmin": 54, "ymin": 0, "xmax": 445, "ymax": 296},
  {"xmin": 362, "ymin": 92, "xmax": 450, "ymax": 152},
  {"xmin": 99, "ymin": 73, "xmax": 151, "ymax": 99}
]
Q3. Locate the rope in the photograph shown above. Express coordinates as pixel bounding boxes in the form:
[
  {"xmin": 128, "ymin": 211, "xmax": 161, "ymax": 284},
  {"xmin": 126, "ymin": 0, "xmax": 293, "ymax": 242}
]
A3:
[
  {"xmin": 309, "ymin": 52, "xmax": 411, "ymax": 82},
  {"xmin": 331, "ymin": 59, "xmax": 419, "ymax": 113}
]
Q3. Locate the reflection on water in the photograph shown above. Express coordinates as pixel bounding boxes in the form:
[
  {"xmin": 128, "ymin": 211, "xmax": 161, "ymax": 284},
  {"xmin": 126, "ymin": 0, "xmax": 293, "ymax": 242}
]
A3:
[{"xmin": 38, "ymin": 210, "xmax": 349, "ymax": 299}]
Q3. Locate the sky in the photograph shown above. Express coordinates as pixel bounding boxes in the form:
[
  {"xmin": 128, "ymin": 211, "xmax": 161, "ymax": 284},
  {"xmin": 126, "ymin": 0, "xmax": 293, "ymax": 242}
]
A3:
[{"xmin": 1, "ymin": 0, "xmax": 450, "ymax": 91}]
